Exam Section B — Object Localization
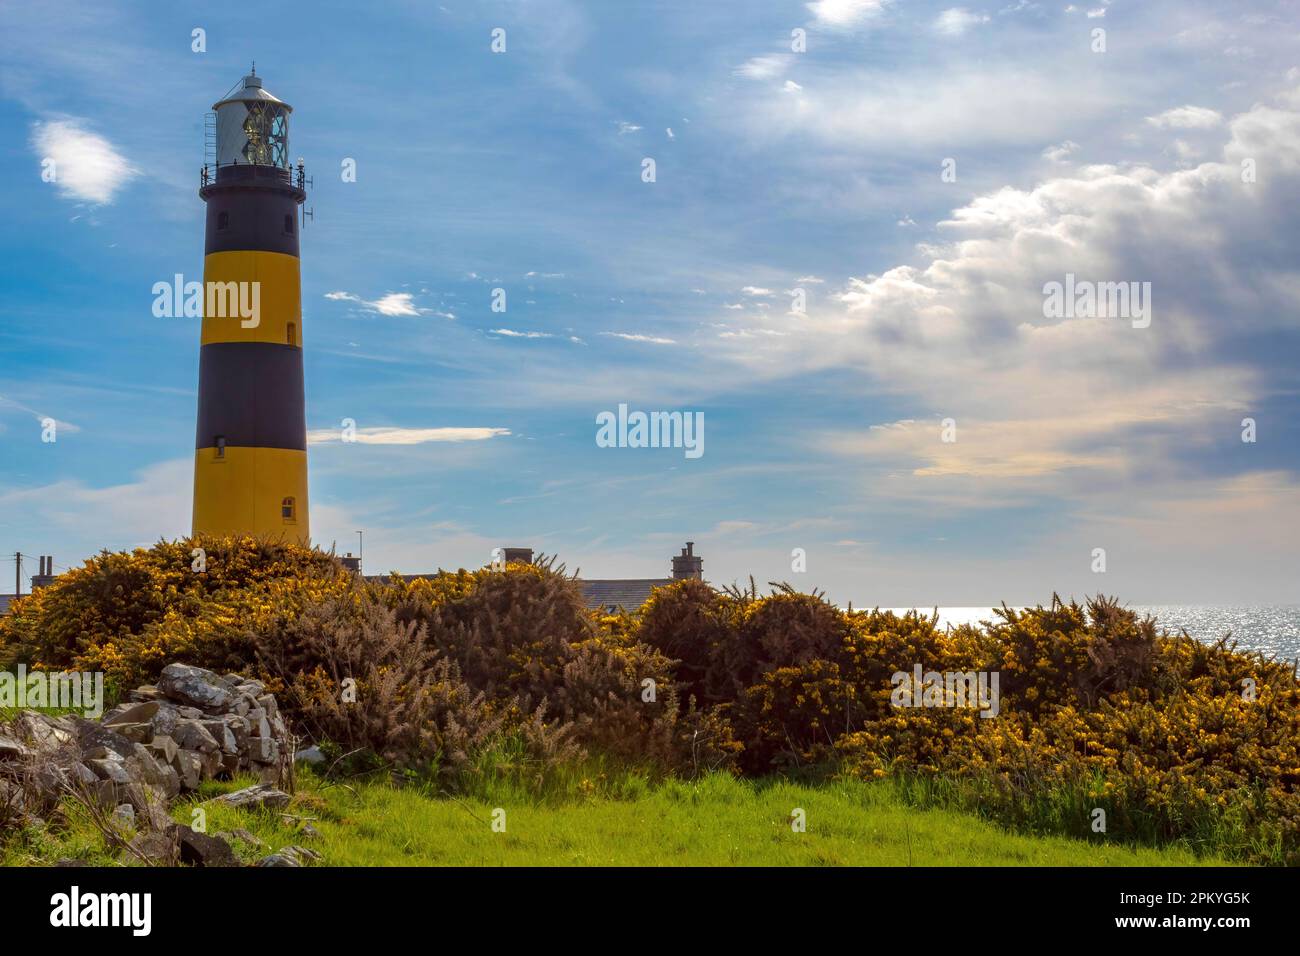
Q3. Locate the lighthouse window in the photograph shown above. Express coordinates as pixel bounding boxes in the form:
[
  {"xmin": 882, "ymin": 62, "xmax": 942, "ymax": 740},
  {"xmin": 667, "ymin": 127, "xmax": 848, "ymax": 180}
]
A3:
[
  {"xmin": 284, "ymin": 213, "xmax": 294, "ymax": 234},
  {"xmin": 282, "ymin": 497, "xmax": 296, "ymax": 521},
  {"xmin": 217, "ymin": 211, "xmax": 229, "ymax": 230},
  {"xmin": 214, "ymin": 436, "xmax": 226, "ymax": 460},
  {"xmin": 287, "ymin": 323, "xmax": 296, "ymax": 346}
]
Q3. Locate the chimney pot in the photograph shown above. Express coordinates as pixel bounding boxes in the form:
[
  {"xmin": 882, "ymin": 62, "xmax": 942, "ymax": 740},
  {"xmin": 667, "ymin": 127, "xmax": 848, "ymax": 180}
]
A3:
[{"xmin": 671, "ymin": 541, "xmax": 703, "ymax": 581}]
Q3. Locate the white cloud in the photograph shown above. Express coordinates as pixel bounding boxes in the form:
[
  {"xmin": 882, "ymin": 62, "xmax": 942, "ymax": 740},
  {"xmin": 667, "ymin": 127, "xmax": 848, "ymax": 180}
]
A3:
[
  {"xmin": 1042, "ymin": 139, "xmax": 1080, "ymax": 163},
  {"xmin": 0, "ymin": 459, "xmax": 190, "ymax": 546},
  {"xmin": 599, "ymin": 332, "xmax": 677, "ymax": 345},
  {"xmin": 30, "ymin": 118, "xmax": 137, "ymax": 204},
  {"xmin": 488, "ymin": 328, "xmax": 554, "ymax": 339},
  {"xmin": 741, "ymin": 286, "xmax": 775, "ymax": 296},
  {"xmin": 735, "ymin": 56, "xmax": 789, "ymax": 80},
  {"xmin": 617, "ymin": 121, "xmax": 642, "ymax": 134},
  {"xmin": 307, "ymin": 427, "xmax": 510, "ymax": 445},
  {"xmin": 324, "ymin": 291, "xmax": 436, "ymax": 317},
  {"xmin": 934, "ymin": 8, "xmax": 990, "ymax": 36},
  {"xmin": 718, "ymin": 91, "xmax": 1300, "ymax": 498},
  {"xmin": 734, "ymin": 63, "xmax": 1120, "ymax": 149},
  {"xmin": 805, "ymin": 0, "xmax": 890, "ymax": 29},
  {"xmin": 1146, "ymin": 105, "xmax": 1224, "ymax": 129},
  {"xmin": 783, "ymin": 80, "xmax": 804, "ymax": 94}
]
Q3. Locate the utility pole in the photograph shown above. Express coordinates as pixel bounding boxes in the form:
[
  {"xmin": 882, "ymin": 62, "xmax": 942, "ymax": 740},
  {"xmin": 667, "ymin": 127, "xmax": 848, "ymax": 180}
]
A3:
[
  {"xmin": 14, "ymin": 552, "xmax": 21, "ymax": 597},
  {"xmin": 356, "ymin": 531, "xmax": 364, "ymax": 574}
]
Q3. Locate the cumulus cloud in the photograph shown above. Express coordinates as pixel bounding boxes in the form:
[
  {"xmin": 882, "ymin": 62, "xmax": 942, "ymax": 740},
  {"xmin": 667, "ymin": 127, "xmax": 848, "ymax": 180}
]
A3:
[
  {"xmin": 30, "ymin": 118, "xmax": 137, "ymax": 204},
  {"xmin": 1042, "ymin": 140, "xmax": 1081, "ymax": 163},
  {"xmin": 1146, "ymin": 105, "xmax": 1224, "ymax": 129},
  {"xmin": 718, "ymin": 88, "xmax": 1300, "ymax": 500}
]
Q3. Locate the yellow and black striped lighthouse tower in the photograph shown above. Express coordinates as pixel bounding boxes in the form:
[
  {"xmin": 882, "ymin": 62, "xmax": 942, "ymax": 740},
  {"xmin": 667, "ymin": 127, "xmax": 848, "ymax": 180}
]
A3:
[{"xmin": 193, "ymin": 69, "xmax": 309, "ymax": 543}]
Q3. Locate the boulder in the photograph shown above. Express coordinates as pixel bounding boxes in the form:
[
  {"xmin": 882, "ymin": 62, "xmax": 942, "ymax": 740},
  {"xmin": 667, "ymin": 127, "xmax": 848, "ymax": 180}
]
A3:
[{"xmin": 157, "ymin": 664, "xmax": 233, "ymax": 712}]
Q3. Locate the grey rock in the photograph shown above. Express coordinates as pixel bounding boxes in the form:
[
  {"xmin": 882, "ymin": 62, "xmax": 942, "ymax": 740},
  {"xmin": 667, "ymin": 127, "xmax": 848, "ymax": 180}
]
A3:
[
  {"xmin": 74, "ymin": 720, "xmax": 136, "ymax": 760},
  {"xmin": 254, "ymin": 844, "xmax": 322, "ymax": 867},
  {"xmin": 102, "ymin": 700, "xmax": 160, "ymax": 728},
  {"xmin": 212, "ymin": 784, "xmax": 291, "ymax": 810},
  {"xmin": 172, "ymin": 750, "xmax": 202, "ymax": 791},
  {"xmin": 202, "ymin": 719, "xmax": 238, "ymax": 755},
  {"xmin": 245, "ymin": 736, "xmax": 277, "ymax": 764},
  {"xmin": 86, "ymin": 758, "xmax": 132, "ymax": 785},
  {"xmin": 147, "ymin": 734, "xmax": 178, "ymax": 766},
  {"xmin": 157, "ymin": 663, "xmax": 233, "ymax": 712},
  {"xmin": 128, "ymin": 830, "xmax": 177, "ymax": 865},
  {"xmin": 111, "ymin": 803, "xmax": 136, "ymax": 829},
  {"xmin": 295, "ymin": 745, "xmax": 325, "ymax": 765},
  {"xmin": 174, "ymin": 718, "xmax": 220, "ymax": 754},
  {"xmin": 0, "ymin": 735, "xmax": 33, "ymax": 760}
]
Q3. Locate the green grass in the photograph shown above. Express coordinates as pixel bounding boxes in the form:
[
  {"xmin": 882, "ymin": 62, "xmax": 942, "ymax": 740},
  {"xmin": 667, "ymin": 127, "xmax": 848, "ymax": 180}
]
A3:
[{"xmin": 3, "ymin": 769, "xmax": 1234, "ymax": 866}]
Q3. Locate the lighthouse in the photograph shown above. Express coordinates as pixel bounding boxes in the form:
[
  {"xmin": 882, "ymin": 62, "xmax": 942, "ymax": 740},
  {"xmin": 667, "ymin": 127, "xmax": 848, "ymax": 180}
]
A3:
[{"xmin": 193, "ymin": 69, "xmax": 310, "ymax": 543}]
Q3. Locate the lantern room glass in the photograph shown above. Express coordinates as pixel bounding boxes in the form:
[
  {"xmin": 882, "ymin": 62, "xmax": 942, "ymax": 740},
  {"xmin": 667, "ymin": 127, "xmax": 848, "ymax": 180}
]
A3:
[{"xmin": 241, "ymin": 103, "xmax": 290, "ymax": 169}]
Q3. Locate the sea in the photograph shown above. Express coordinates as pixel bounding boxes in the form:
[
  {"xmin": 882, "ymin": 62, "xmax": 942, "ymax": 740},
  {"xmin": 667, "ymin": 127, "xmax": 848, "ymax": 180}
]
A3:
[{"xmin": 878, "ymin": 606, "xmax": 1300, "ymax": 667}]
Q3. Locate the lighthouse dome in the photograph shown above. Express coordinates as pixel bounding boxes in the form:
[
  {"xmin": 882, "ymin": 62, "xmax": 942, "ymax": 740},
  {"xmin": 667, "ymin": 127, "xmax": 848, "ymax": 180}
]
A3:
[{"xmin": 212, "ymin": 70, "xmax": 292, "ymax": 170}]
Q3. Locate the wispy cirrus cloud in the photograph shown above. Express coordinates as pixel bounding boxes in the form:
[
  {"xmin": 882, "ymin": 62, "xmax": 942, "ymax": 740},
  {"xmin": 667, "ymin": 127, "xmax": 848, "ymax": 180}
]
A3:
[
  {"xmin": 324, "ymin": 291, "xmax": 449, "ymax": 318},
  {"xmin": 307, "ymin": 426, "xmax": 511, "ymax": 445},
  {"xmin": 488, "ymin": 328, "xmax": 555, "ymax": 339},
  {"xmin": 599, "ymin": 331, "xmax": 677, "ymax": 345}
]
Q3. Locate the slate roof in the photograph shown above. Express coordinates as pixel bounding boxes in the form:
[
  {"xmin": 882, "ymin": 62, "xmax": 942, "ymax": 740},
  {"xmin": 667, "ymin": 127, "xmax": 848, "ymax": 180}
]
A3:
[
  {"xmin": 579, "ymin": 579, "xmax": 673, "ymax": 612},
  {"xmin": 361, "ymin": 574, "xmax": 676, "ymax": 612}
]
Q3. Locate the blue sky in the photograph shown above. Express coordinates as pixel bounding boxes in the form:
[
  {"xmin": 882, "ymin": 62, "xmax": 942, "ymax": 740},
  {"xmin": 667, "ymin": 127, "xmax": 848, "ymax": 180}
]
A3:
[{"xmin": 1, "ymin": 0, "xmax": 1298, "ymax": 606}]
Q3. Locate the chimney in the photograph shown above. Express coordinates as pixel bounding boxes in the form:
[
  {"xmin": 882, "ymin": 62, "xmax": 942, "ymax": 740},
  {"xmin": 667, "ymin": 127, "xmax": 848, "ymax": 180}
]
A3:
[
  {"xmin": 30, "ymin": 555, "xmax": 57, "ymax": 590},
  {"xmin": 503, "ymin": 547, "xmax": 534, "ymax": 565},
  {"xmin": 339, "ymin": 552, "xmax": 361, "ymax": 574},
  {"xmin": 671, "ymin": 542, "xmax": 703, "ymax": 581}
]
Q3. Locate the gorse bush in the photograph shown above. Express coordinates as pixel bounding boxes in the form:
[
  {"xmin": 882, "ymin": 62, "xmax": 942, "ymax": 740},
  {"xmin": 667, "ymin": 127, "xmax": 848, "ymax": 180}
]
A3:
[{"xmin": 2, "ymin": 540, "xmax": 1296, "ymax": 862}]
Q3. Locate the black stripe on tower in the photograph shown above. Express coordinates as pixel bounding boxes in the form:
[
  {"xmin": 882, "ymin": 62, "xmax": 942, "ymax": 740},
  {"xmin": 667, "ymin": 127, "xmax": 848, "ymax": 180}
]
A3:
[
  {"xmin": 201, "ymin": 165, "xmax": 306, "ymax": 257},
  {"xmin": 195, "ymin": 343, "xmax": 307, "ymax": 450}
]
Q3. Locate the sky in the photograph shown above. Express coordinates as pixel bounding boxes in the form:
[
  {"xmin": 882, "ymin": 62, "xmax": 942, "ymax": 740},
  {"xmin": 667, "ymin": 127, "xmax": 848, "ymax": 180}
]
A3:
[{"xmin": 1, "ymin": 0, "xmax": 1298, "ymax": 607}]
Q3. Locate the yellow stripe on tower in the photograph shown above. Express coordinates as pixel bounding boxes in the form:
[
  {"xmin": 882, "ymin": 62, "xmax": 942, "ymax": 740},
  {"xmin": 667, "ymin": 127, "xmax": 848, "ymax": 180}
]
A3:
[
  {"xmin": 192, "ymin": 446, "xmax": 310, "ymax": 545},
  {"xmin": 201, "ymin": 250, "xmax": 302, "ymax": 346}
]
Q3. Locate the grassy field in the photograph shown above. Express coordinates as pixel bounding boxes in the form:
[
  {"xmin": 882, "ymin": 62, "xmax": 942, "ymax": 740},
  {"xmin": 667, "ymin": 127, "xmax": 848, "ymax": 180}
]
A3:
[{"xmin": 3, "ymin": 769, "xmax": 1233, "ymax": 867}]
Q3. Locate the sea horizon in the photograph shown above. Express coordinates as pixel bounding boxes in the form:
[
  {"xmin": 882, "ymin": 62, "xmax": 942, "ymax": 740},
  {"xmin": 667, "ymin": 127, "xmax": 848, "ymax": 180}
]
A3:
[{"xmin": 870, "ymin": 604, "xmax": 1300, "ymax": 665}]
